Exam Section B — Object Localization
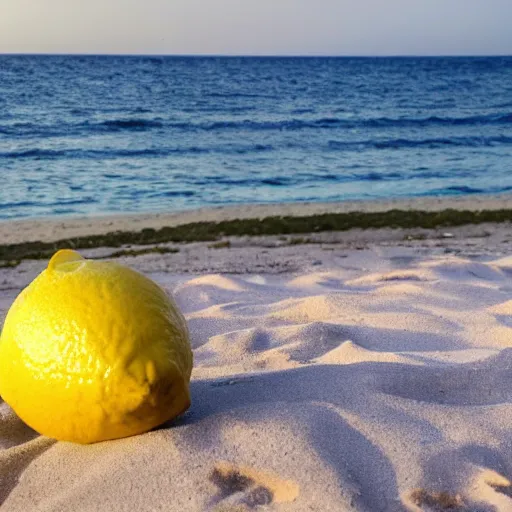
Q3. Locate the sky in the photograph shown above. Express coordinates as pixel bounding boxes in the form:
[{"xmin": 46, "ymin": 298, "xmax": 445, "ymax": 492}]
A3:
[{"xmin": 1, "ymin": 0, "xmax": 511, "ymax": 56}]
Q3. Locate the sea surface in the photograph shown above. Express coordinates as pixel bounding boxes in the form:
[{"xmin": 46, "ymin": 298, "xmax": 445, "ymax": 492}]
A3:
[{"xmin": 1, "ymin": 55, "xmax": 511, "ymax": 220}]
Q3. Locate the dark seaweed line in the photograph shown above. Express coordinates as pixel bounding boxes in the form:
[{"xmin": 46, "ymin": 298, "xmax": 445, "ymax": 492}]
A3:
[{"xmin": 1, "ymin": 208, "xmax": 512, "ymax": 263}]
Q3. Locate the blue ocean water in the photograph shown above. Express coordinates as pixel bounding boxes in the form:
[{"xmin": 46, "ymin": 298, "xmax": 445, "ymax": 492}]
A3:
[{"xmin": 1, "ymin": 55, "xmax": 511, "ymax": 220}]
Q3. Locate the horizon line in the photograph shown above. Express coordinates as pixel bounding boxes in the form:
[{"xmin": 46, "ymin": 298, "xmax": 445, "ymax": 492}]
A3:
[{"xmin": 1, "ymin": 52, "xmax": 512, "ymax": 58}]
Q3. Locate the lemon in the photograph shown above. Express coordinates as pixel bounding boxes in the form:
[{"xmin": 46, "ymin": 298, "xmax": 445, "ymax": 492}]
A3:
[{"xmin": 0, "ymin": 249, "xmax": 193, "ymax": 444}]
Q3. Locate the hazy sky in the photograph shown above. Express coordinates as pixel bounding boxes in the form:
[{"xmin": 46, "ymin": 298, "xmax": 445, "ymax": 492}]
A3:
[{"xmin": 1, "ymin": 0, "xmax": 511, "ymax": 56}]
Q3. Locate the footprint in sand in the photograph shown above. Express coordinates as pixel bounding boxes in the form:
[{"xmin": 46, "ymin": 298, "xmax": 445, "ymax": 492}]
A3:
[
  {"xmin": 208, "ymin": 461, "xmax": 299, "ymax": 511},
  {"xmin": 405, "ymin": 488, "xmax": 464, "ymax": 511}
]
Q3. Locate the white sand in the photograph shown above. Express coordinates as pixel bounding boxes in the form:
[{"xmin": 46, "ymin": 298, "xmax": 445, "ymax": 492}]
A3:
[{"xmin": 1, "ymin": 201, "xmax": 512, "ymax": 511}]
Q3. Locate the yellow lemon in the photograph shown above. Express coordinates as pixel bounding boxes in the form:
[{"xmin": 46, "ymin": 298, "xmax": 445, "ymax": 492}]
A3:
[{"xmin": 0, "ymin": 249, "xmax": 193, "ymax": 444}]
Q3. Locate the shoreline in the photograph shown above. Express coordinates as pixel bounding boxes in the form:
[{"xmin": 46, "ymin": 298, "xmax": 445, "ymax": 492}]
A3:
[{"xmin": 1, "ymin": 193, "xmax": 511, "ymax": 246}]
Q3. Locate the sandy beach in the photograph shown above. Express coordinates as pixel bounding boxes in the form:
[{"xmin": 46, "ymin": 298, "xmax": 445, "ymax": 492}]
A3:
[
  {"xmin": 2, "ymin": 196, "xmax": 512, "ymax": 511},
  {"xmin": 1, "ymin": 194, "xmax": 512, "ymax": 245}
]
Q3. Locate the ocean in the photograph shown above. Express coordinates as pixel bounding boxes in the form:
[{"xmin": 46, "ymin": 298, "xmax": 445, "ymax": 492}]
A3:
[{"xmin": 1, "ymin": 55, "xmax": 511, "ymax": 220}]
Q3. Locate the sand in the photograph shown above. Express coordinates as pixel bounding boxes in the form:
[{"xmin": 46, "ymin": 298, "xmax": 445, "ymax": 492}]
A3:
[
  {"xmin": 2, "ymin": 199, "xmax": 512, "ymax": 511},
  {"xmin": 1, "ymin": 193, "xmax": 511, "ymax": 245}
]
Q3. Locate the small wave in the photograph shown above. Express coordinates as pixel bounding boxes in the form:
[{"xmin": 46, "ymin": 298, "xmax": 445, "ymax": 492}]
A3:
[
  {"xmin": 4, "ymin": 112, "xmax": 512, "ymax": 138},
  {"xmin": 431, "ymin": 113, "xmax": 512, "ymax": 126},
  {"xmin": 99, "ymin": 119, "xmax": 163, "ymax": 130},
  {"xmin": 183, "ymin": 105, "xmax": 256, "ymax": 114},
  {"xmin": 0, "ymin": 149, "xmax": 64, "ymax": 159},
  {"xmin": 0, "ymin": 119, "xmax": 165, "ymax": 137},
  {"xmin": 363, "ymin": 172, "xmax": 384, "ymax": 181},
  {"xmin": 254, "ymin": 144, "xmax": 272, "ymax": 151},
  {"xmin": 70, "ymin": 107, "xmax": 153, "ymax": 115},
  {"xmin": 361, "ymin": 171, "xmax": 403, "ymax": 181},
  {"xmin": 194, "ymin": 170, "xmax": 406, "ymax": 188},
  {"xmin": 145, "ymin": 190, "xmax": 196, "ymax": 198},
  {"xmin": 290, "ymin": 108, "xmax": 314, "ymax": 114},
  {"xmin": 0, "ymin": 200, "xmax": 42, "ymax": 210},
  {"xmin": 0, "ymin": 122, "xmax": 44, "ymax": 136},
  {"xmin": 0, "ymin": 143, "xmax": 276, "ymax": 160},
  {"xmin": 0, "ymin": 196, "xmax": 97, "ymax": 210},
  {"xmin": 206, "ymin": 91, "xmax": 277, "ymax": 99},
  {"xmin": 178, "ymin": 113, "xmax": 512, "ymax": 131},
  {"xmin": 197, "ymin": 175, "xmax": 296, "ymax": 187},
  {"xmin": 231, "ymin": 144, "xmax": 273, "ymax": 154},
  {"xmin": 54, "ymin": 197, "xmax": 99, "ymax": 206},
  {"xmin": 261, "ymin": 177, "xmax": 291, "ymax": 186},
  {"xmin": 430, "ymin": 184, "xmax": 512, "ymax": 196},
  {"xmin": 413, "ymin": 170, "xmax": 449, "ymax": 179},
  {"xmin": 444, "ymin": 186, "xmax": 485, "ymax": 194},
  {"xmin": 0, "ymin": 147, "xmax": 201, "ymax": 159},
  {"xmin": 340, "ymin": 113, "xmax": 512, "ymax": 129},
  {"xmin": 113, "ymin": 147, "xmax": 212, "ymax": 157},
  {"xmin": 327, "ymin": 135, "xmax": 512, "ymax": 151},
  {"xmin": 195, "ymin": 118, "xmax": 347, "ymax": 131},
  {"xmin": 131, "ymin": 107, "xmax": 153, "ymax": 114},
  {"xmin": 0, "ymin": 148, "xmax": 160, "ymax": 159},
  {"xmin": 380, "ymin": 135, "xmax": 512, "ymax": 149},
  {"xmin": 1, "ymin": 133, "xmax": 510, "ymax": 162},
  {"xmin": 102, "ymin": 173, "xmax": 124, "ymax": 179}
]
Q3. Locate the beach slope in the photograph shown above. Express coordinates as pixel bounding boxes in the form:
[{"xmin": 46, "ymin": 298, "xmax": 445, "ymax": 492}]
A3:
[{"xmin": 1, "ymin": 203, "xmax": 512, "ymax": 510}]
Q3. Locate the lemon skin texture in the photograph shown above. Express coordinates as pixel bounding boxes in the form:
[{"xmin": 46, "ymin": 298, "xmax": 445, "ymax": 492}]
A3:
[{"xmin": 0, "ymin": 250, "xmax": 193, "ymax": 444}]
